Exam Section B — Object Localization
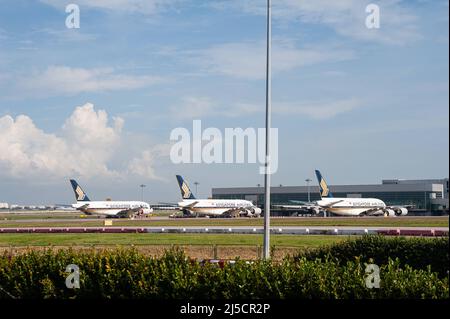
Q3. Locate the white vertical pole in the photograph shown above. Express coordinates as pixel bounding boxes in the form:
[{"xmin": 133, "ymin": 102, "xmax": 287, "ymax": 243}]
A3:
[{"xmin": 263, "ymin": 0, "xmax": 272, "ymax": 260}]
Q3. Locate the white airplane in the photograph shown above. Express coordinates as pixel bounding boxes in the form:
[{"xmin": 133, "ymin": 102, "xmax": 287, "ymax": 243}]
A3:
[
  {"xmin": 314, "ymin": 170, "xmax": 409, "ymax": 217},
  {"xmin": 70, "ymin": 179, "xmax": 153, "ymax": 218},
  {"xmin": 274, "ymin": 200, "xmax": 323, "ymax": 215},
  {"xmin": 176, "ymin": 175, "xmax": 262, "ymax": 217},
  {"xmin": 278, "ymin": 170, "xmax": 408, "ymax": 217}
]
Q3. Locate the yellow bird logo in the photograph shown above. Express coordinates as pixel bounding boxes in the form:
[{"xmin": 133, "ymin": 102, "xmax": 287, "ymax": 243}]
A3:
[
  {"xmin": 76, "ymin": 186, "xmax": 86, "ymax": 201},
  {"xmin": 181, "ymin": 182, "xmax": 191, "ymax": 199},
  {"xmin": 320, "ymin": 179, "xmax": 329, "ymax": 197}
]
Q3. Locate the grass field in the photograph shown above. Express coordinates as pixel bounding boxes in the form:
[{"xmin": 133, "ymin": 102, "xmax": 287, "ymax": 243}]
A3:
[
  {"xmin": 0, "ymin": 210, "xmax": 175, "ymax": 220},
  {"xmin": 0, "ymin": 211, "xmax": 82, "ymax": 220},
  {"xmin": 0, "ymin": 233, "xmax": 350, "ymax": 259},
  {"xmin": 0, "ymin": 233, "xmax": 347, "ymax": 247},
  {"xmin": 0, "ymin": 216, "xmax": 447, "ymax": 228}
]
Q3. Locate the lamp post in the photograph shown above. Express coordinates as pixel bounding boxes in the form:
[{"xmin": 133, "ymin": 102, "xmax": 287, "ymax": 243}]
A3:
[
  {"xmin": 139, "ymin": 184, "xmax": 146, "ymax": 202},
  {"xmin": 305, "ymin": 178, "xmax": 312, "ymax": 202},
  {"xmin": 194, "ymin": 182, "xmax": 199, "ymax": 197},
  {"xmin": 263, "ymin": 0, "xmax": 272, "ymax": 260}
]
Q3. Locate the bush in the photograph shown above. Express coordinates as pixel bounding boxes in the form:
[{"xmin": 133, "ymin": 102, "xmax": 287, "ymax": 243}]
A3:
[
  {"xmin": 0, "ymin": 246, "xmax": 448, "ymax": 299},
  {"xmin": 293, "ymin": 235, "xmax": 449, "ymax": 278}
]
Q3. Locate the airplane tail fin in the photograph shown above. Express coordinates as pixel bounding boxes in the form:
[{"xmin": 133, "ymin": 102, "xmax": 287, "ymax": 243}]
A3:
[
  {"xmin": 69, "ymin": 179, "xmax": 91, "ymax": 202},
  {"xmin": 315, "ymin": 170, "xmax": 333, "ymax": 198},
  {"xmin": 176, "ymin": 175, "xmax": 196, "ymax": 200}
]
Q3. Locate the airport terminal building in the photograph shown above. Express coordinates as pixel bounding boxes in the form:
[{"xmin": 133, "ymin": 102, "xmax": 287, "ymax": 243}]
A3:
[{"xmin": 212, "ymin": 178, "xmax": 449, "ymax": 215}]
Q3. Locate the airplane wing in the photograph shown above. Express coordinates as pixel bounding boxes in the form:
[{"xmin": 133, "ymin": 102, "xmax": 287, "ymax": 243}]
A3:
[
  {"xmin": 76, "ymin": 204, "xmax": 90, "ymax": 211},
  {"xmin": 184, "ymin": 201, "xmax": 199, "ymax": 209},
  {"xmin": 388, "ymin": 204, "xmax": 415, "ymax": 209},
  {"xmin": 273, "ymin": 204, "xmax": 314, "ymax": 209},
  {"xmin": 288, "ymin": 200, "xmax": 309, "ymax": 205},
  {"xmin": 274, "ymin": 199, "xmax": 319, "ymax": 210},
  {"xmin": 222, "ymin": 207, "xmax": 251, "ymax": 217},
  {"xmin": 360, "ymin": 207, "xmax": 385, "ymax": 216},
  {"xmin": 273, "ymin": 204, "xmax": 322, "ymax": 215},
  {"xmin": 321, "ymin": 200, "xmax": 345, "ymax": 207}
]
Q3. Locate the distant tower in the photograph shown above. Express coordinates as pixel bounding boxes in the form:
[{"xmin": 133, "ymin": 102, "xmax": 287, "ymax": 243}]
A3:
[
  {"xmin": 139, "ymin": 184, "xmax": 146, "ymax": 201},
  {"xmin": 194, "ymin": 182, "xmax": 199, "ymax": 196},
  {"xmin": 305, "ymin": 178, "xmax": 312, "ymax": 202}
]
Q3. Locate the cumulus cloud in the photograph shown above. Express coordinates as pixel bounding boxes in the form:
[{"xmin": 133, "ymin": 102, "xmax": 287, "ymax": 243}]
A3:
[
  {"xmin": 193, "ymin": 40, "xmax": 354, "ymax": 80},
  {"xmin": 0, "ymin": 114, "xmax": 71, "ymax": 177},
  {"xmin": 0, "ymin": 103, "xmax": 165, "ymax": 180},
  {"xmin": 127, "ymin": 144, "xmax": 171, "ymax": 180},
  {"xmin": 18, "ymin": 66, "xmax": 164, "ymax": 96}
]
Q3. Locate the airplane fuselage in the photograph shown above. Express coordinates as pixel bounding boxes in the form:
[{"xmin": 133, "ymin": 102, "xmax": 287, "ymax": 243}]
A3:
[
  {"xmin": 72, "ymin": 201, "xmax": 152, "ymax": 216},
  {"xmin": 178, "ymin": 199, "xmax": 260, "ymax": 216},
  {"xmin": 317, "ymin": 197, "xmax": 386, "ymax": 216}
]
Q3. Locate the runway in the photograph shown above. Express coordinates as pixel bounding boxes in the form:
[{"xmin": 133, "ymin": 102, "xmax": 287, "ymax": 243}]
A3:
[
  {"xmin": 1, "ymin": 215, "xmax": 447, "ymax": 223},
  {"xmin": 0, "ymin": 226, "xmax": 448, "ymax": 236}
]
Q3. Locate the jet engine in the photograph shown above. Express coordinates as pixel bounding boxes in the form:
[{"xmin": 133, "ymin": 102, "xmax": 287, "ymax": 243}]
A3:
[
  {"xmin": 252, "ymin": 207, "xmax": 262, "ymax": 216},
  {"xmin": 394, "ymin": 207, "xmax": 408, "ymax": 216},
  {"xmin": 384, "ymin": 209, "xmax": 396, "ymax": 217},
  {"xmin": 244, "ymin": 207, "xmax": 262, "ymax": 217}
]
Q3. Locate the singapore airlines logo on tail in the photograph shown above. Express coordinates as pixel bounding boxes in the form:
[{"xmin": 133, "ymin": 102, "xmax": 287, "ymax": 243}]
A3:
[
  {"xmin": 181, "ymin": 182, "xmax": 191, "ymax": 199},
  {"xmin": 76, "ymin": 186, "xmax": 86, "ymax": 201},
  {"xmin": 320, "ymin": 179, "xmax": 329, "ymax": 197},
  {"xmin": 315, "ymin": 170, "xmax": 333, "ymax": 198}
]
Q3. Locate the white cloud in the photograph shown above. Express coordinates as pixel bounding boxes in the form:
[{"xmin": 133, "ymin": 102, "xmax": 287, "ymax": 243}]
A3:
[
  {"xmin": 61, "ymin": 103, "xmax": 124, "ymax": 177},
  {"xmin": 127, "ymin": 144, "xmax": 170, "ymax": 180},
  {"xmin": 275, "ymin": 98, "xmax": 362, "ymax": 120},
  {"xmin": 211, "ymin": 0, "xmax": 421, "ymax": 45},
  {"xmin": 0, "ymin": 28, "xmax": 7, "ymax": 40},
  {"xmin": 31, "ymin": 28, "xmax": 97, "ymax": 43},
  {"xmin": 0, "ymin": 114, "xmax": 70, "ymax": 177},
  {"xmin": 40, "ymin": 0, "xmax": 181, "ymax": 15},
  {"xmin": 171, "ymin": 96, "xmax": 361, "ymax": 120},
  {"xmin": 170, "ymin": 96, "xmax": 217, "ymax": 119},
  {"xmin": 170, "ymin": 96, "xmax": 260, "ymax": 119},
  {"xmin": 18, "ymin": 66, "xmax": 164, "ymax": 96},
  {"xmin": 127, "ymin": 150, "xmax": 159, "ymax": 180},
  {"xmin": 193, "ymin": 40, "xmax": 354, "ymax": 79},
  {"xmin": 0, "ymin": 103, "xmax": 166, "ymax": 180}
]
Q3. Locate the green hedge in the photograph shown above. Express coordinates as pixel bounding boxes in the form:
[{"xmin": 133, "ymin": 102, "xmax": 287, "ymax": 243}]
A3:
[
  {"xmin": 293, "ymin": 235, "xmax": 449, "ymax": 278},
  {"xmin": 0, "ymin": 247, "xmax": 448, "ymax": 299}
]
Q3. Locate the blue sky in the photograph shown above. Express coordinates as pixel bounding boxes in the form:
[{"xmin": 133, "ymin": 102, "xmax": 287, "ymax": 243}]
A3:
[{"xmin": 0, "ymin": 0, "xmax": 448, "ymax": 204}]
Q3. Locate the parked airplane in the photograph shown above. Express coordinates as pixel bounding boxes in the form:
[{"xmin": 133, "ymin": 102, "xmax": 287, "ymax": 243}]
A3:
[
  {"xmin": 277, "ymin": 170, "xmax": 408, "ymax": 217},
  {"xmin": 69, "ymin": 179, "xmax": 153, "ymax": 218},
  {"xmin": 315, "ymin": 170, "xmax": 409, "ymax": 216},
  {"xmin": 274, "ymin": 200, "xmax": 323, "ymax": 215},
  {"xmin": 176, "ymin": 175, "xmax": 261, "ymax": 217}
]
